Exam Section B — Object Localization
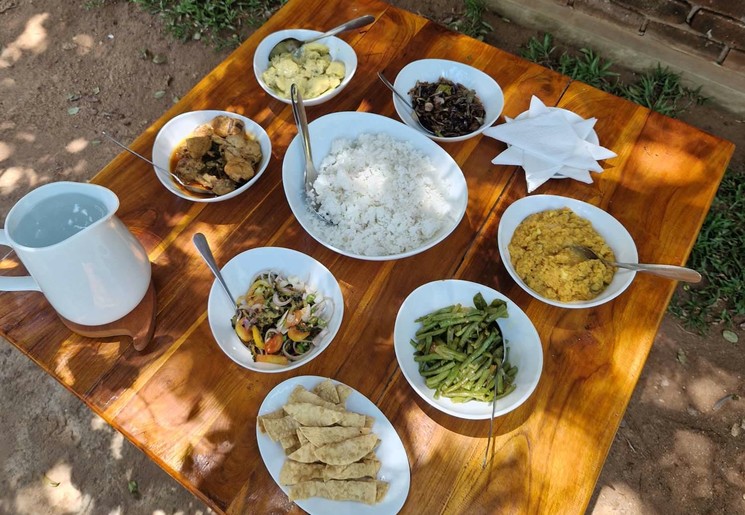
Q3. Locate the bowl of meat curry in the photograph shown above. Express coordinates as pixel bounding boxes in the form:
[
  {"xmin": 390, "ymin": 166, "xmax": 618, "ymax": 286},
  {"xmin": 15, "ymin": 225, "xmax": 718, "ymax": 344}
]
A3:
[{"xmin": 152, "ymin": 110, "xmax": 271, "ymax": 202}]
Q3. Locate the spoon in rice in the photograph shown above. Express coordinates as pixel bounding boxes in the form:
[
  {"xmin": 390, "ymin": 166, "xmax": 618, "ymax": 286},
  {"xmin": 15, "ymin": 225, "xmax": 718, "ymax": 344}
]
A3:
[
  {"xmin": 377, "ymin": 72, "xmax": 438, "ymax": 137},
  {"xmin": 290, "ymin": 84, "xmax": 334, "ymax": 225}
]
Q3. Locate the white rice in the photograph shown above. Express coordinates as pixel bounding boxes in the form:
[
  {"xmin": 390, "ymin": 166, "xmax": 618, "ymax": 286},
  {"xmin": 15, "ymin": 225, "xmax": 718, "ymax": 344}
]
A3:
[{"xmin": 307, "ymin": 133, "xmax": 457, "ymax": 256}]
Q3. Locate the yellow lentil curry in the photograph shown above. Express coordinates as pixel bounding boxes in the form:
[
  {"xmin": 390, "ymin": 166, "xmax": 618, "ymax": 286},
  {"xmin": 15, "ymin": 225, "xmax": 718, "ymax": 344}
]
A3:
[{"xmin": 508, "ymin": 208, "xmax": 615, "ymax": 302}]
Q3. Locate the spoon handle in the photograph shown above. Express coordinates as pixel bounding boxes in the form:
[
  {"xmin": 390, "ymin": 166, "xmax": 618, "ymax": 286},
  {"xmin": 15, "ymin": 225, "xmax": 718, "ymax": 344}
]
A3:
[
  {"xmin": 377, "ymin": 72, "xmax": 413, "ymax": 109},
  {"xmin": 101, "ymin": 131, "xmax": 160, "ymax": 170},
  {"xmin": 100, "ymin": 131, "xmax": 212, "ymax": 196},
  {"xmin": 193, "ymin": 233, "xmax": 236, "ymax": 305},
  {"xmin": 612, "ymin": 262, "xmax": 702, "ymax": 283},
  {"xmin": 290, "ymin": 84, "xmax": 317, "ymax": 187},
  {"xmin": 306, "ymin": 15, "xmax": 375, "ymax": 44}
]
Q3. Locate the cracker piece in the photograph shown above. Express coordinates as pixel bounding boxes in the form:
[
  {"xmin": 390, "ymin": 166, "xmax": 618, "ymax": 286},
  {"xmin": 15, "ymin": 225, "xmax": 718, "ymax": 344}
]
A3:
[
  {"xmin": 298, "ymin": 426, "xmax": 370, "ymax": 447},
  {"xmin": 261, "ymin": 416, "xmax": 300, "ymax": 442},
  {"xmin": 323, "ymin": 459, "xmax": 381, "ymax": 481},
  {"xmin": 279, "ymin": 433, "xmax": 300, "ymax": 455},
  {"xmin": 314, "ymin": 433, "xmax": 379, "ymax": 466},
  {"xmin": 279, "ymin": 460, "xmax": 325, "ymax": 485},
  {"xmin": 289, "ymin": 479, "xmax": 377, "ymax": 504},
  {"xmin": 375, "ymin": 481, "xmax": 390, "ymax": 503},
  {"xmin": 313, "ymin": 379, "xmax": 340, "ymax": 404},
  {"xmin": 296, "ymin": 428, "xmax": 310, "ymax": 446},
  {"xmin": 283, "ymin": 403, "xmax": 343, "ymax": 426},
  {"xmin": 336, "ymin": 384, "xmax": 353, "ymax": 403},
  {"xmin": 257, "ymin": 408, "xmax": 285, "ymax": 434},
  {"xmin": 337, "ymin": 411, "xmax": 367, "ymax": 427},
  {"xmin": 289, "ymin": 388, "xmax": 345, "ymax": 412},
  {"xmin": 287, "ymin": 443, "xmax": 319, "ymax": 463}
]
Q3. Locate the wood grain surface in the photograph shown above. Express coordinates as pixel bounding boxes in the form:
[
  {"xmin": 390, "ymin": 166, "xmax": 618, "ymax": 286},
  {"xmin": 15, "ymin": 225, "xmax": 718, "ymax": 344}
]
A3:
[{"xmin": 0, "ymin": 0, "xmax": 734, "ymax": 514}]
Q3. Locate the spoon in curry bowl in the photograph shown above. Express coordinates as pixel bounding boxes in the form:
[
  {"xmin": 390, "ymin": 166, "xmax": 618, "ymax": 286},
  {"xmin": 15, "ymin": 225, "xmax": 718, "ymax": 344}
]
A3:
[
  {"xmin": 569, "ymin": 244, "xmax": 702, "ymax": 283},
  {"xmin": 100, "ymin": 131, "xmax": 215, "ymax": 197},
  {"xmin": 376, "ymin": 72, "xmax": 438, "ymax": 137},
  {"xmin": 268, "ymin": 15, "xmax": 375, "ymax": 60}
]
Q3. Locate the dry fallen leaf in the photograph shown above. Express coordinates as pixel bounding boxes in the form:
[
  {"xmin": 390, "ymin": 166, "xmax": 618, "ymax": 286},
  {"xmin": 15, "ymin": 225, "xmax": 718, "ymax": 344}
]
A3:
[
  {"xmin": 67, "ymin": 106, "xmax": 80, "ymax": 115},
  {"xmin": 42, "ymin": 474, "xmax": 60, "ymax": 487},
  {"xmin": 731, "ymin": 423, "xmax": 741, "ymax": 438},
  {"xmin": 676, "ymin": 349, "xmax": 687, "ymax": 365},
  {"xmin": 154, "ymin": 90, "xmax": 166, "ymax": 99}
]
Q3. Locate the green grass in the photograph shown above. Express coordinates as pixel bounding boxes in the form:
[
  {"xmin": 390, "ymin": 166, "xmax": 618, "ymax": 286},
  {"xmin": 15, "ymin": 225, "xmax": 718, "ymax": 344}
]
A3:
[
  {"xmin": 520, "ymin": 34, "xmax": 706, "ymax": 118},
  {"xmin": 669, "ymin": 170, "xmax": 745, "ymax": 333},
  {"xmin": 618, "ymin": 64, "xmax": 707, "ymax": 117},
  {"xmin": 130, "ymin": 0, "xmax": 285, "ymax": 49},
  {"xmin": 520, "ymin": 33, "xmax": 740, "ymax": 333},
  {"xmin": 447, "ymin": 0, "xmax": 493, "ymax": 41}
]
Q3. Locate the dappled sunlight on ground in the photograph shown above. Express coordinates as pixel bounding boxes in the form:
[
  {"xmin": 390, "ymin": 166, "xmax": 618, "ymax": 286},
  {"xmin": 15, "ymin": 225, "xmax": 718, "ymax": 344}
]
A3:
[
  {"xmin": 0, "ymin": 13, "xmax": 49, "ymax": 68},
  {"xmin": 65, "ymin": 137, "xmax": 89, "ymax": 154},
  {"xmin": 0, "ymin": 166, "xmax": 40, "ymax": 195},
  {"xmin": 13, "ymin": 463, "xmax": 91, "ymax": 514},
  {"xmin": 591, "ymin": 483, "xmax": 645, "ymax": 514},
  {"xmin": 659, "ymin": 429, "xmax": 715, "ymax": 500}
]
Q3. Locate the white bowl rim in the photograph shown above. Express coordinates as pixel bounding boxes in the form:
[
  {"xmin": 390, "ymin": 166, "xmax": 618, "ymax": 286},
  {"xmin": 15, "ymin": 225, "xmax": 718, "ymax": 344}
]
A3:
[
  {"xmin": 252, "ymin": 29, "xmax": 358, "ymax": 107},
  {"xmin": 152, "ymin": 109, "xmax": 271, "ymax": 203},
  {"xmin": 393, "ymin": 278, "xmax": 543, "ymax": 419},
  {"xmin": 497, "ymin": 194, "xmax": 638, "ymax": 308},
  {"xmin": 392, "ymin": 58, "xmax": 505, "ymax": 143},
  {"xmin": 281, "ymin": 111, "xmax": 468, "ymax": 261}
]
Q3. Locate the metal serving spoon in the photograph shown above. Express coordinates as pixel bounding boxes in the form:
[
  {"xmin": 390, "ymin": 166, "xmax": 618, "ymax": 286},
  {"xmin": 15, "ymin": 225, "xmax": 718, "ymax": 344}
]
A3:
[
  {"xmin": 290, "ymin": 84, "xmax": 333, "ymax": 224},
  {"xmin": 193, "ymin": 233, "xmax": 238, "ymax": 312},
  {"xmin": 569, "ymin": 244, "xmax": 702, "ymax": 283},
  {"xmin": 100, "ymin": 131, "xmax": 214, "ymax": 197},
  {"xmin": 268, "ymin": 15, "xmax": 375, "ymax": 60},
  {"xmin": 376, "ymin": 72, "xmax": 437, "ymax": 137}
]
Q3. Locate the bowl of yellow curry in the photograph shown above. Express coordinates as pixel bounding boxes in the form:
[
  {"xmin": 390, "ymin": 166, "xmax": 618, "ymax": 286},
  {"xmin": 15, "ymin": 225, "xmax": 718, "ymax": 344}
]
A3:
[
  {"xmin": 253, "ymin": 29, "xmax": 358, "ymax": 106},
  {"xmin": 497, "ymin": 195, "xmax": 638, "ymax": 308}
]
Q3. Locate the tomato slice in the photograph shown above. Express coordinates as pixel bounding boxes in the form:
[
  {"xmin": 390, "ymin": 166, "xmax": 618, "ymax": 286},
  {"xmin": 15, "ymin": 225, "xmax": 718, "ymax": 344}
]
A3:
[{"xmin": 265, "ymin": 333, "xmax": 283, "ymax": 354}]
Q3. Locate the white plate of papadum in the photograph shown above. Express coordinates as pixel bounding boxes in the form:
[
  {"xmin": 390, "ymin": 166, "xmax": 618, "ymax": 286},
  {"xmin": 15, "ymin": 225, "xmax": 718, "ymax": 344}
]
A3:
[{"xmin": 257, "ymin": 376, "xmax": 410, "ymax": 514}]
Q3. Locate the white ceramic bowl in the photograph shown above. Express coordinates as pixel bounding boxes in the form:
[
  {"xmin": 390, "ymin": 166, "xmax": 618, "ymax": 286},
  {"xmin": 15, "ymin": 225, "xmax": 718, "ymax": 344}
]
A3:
[
  {"xmin": 206, "ymin": 247, "xmax": 344, "ymax": 373},
  {"xmin": 152, "ymin": 110, "xmax": 271, "ymax": 203},
  {"xmin": 497, "ymin": 194, "xmax": 638, "ymax": 308},
  {"xmin": 393, "ymin": 279, "xmax": 543, "ymax": 420},
  {"xmin": 253, "ymin": 29, "xmax": 358, "ymax": 106},
  {"xmin": 392, "ymin": 58, "xmax": 504, "ymax": 143},
  {"xmin": 282, "ymin": 111, "xmax": 468, "ymax": 261}
]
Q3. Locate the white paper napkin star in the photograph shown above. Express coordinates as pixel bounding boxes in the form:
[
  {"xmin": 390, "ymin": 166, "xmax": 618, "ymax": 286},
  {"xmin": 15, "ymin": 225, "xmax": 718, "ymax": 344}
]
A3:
[{"xmin": 483, "ymin": 96, "xmax": 617, "ymax": 192}]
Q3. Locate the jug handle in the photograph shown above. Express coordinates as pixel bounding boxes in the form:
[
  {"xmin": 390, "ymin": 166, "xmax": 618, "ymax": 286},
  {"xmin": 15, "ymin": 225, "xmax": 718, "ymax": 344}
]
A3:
[{"xmin": 0, "ymin": 231, "xmax": 42, "ymax": 292}]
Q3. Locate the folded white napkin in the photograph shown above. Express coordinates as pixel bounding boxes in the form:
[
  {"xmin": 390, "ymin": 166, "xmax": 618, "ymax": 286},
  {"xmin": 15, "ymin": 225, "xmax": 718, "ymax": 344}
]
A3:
[{"xmin": 483, "ymin": 96, "xmax": 617, "ymax": 192}]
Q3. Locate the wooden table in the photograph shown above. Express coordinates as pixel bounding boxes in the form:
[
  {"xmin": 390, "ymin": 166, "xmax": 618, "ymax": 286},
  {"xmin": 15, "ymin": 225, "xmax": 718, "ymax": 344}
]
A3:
[{"xmin": 0, "ymin": 0, "xmax": 734, "ymax": 513}]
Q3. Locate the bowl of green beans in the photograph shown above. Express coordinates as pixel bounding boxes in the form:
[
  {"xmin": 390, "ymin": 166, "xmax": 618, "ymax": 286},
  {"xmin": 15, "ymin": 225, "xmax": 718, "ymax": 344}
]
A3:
[{"xmin": 393, "ymin": 279, "xmax": 543, "ymax": 419}]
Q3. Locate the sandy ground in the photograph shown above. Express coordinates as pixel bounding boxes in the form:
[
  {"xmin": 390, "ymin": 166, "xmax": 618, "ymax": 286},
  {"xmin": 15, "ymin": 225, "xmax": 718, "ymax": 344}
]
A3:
[{"xmin": 1, "ymin": 1, "xmax": 744, "ymax": 514}]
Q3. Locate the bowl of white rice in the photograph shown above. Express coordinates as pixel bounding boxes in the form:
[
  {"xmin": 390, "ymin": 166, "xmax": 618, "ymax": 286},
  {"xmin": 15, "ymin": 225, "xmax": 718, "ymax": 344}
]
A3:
[{"xmin": 282, "ymin": 112, "xmax": 468, "ymax": 260}]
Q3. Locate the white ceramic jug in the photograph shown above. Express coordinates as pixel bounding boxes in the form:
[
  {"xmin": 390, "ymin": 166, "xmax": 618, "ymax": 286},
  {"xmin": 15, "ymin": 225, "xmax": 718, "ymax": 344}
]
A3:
[{"xmin": 0, "ymin": 181, "xmax": 152, "ymax": 326}]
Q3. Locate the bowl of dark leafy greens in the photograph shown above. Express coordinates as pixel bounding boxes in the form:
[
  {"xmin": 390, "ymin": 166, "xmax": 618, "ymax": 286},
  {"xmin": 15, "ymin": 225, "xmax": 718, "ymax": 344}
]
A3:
[{"xmin": 392, "ymin": 59, "xmax": 504, "ymax": 143}]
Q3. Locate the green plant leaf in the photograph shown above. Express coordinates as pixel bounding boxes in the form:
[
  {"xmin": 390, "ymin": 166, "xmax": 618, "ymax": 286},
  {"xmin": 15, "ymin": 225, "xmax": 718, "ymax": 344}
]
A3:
[
  {"xmin": 154, "ymin": 90, "xmax": 166, "ymax": 99},
  {"xmin": 67, "ymin": 107, "xmax": 80, "ymax": 115},
  {"xmin": 723, "ymin": 330, "xmax": 739, "ymax": 343},
  {"xmin": 128, "ymin": 479, "xmax": 139, "ymax": 495}
]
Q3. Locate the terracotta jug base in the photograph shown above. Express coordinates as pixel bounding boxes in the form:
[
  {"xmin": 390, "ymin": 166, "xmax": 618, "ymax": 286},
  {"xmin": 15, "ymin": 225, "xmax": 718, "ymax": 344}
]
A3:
[{"xmin": 59, "ymin": 280, "xmax": 157, "ymax": 351}]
